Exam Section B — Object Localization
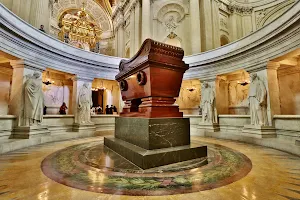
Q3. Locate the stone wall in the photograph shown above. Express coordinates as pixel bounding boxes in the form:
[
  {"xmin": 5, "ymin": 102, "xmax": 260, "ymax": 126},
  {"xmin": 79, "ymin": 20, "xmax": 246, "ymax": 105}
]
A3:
[
  {"xmin": 278, "ymin": 65, "xmax": 300, "ymax": 115},
  {"xmin": 176, "ymin": 80, "xmax": 201, "ymax": 115},
  {"xmin": 0, "ymin": 71, "xmax": 11, "ymax": 115}
]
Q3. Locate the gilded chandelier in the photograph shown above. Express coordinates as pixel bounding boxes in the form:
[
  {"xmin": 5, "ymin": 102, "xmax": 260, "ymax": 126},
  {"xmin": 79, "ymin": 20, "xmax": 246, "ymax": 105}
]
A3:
[{"xmin": 58, "ymin": 3, "xmax": 102, "ymax": 52}]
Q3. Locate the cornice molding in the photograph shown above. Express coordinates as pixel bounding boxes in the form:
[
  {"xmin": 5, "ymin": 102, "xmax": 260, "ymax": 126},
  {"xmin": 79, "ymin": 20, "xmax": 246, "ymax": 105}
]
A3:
[{"xmin": 1, "ymin": 1, "xmax": 300, "ymax": 82}]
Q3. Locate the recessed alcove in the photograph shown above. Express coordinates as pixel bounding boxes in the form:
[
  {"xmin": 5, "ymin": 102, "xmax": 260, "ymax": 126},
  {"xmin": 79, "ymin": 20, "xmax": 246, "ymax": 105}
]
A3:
[
  {"xmin": 275, "ymin": 55, "xmax": 300, "ymax": 115},
  {"xmin": 0, "ymin": 51, "xmax": 14, "ymax": 115},
  {"xmin": 216, "ymin": 70, "xmax": 250, "ymax": 115},
  {"xmin": 42, "ymin": 69, "xmax": 74, "ymax": 115},
  {"xmin": 176, "ymin": 79, "xmax": 201, "ymax": 115}
]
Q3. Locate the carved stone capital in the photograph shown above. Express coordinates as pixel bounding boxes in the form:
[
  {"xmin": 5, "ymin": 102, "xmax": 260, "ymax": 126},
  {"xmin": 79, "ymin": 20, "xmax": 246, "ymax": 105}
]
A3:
[
  {"xmin": 10, "ymin": 60, "xmax": 45, "ymax": 72},
  {"xmin": 72, "ymin": 75, "xmax": 94, "ymax": 82},
  {"xmin": 228, "ymin": 4, "xmax": 253, "ymax": 15}
]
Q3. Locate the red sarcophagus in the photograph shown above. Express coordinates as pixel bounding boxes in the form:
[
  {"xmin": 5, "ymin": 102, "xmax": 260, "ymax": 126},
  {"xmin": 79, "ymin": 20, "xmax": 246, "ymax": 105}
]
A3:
[{"xmin": 116, "ymin": 39, "xmax": 189, "ymax": 118}]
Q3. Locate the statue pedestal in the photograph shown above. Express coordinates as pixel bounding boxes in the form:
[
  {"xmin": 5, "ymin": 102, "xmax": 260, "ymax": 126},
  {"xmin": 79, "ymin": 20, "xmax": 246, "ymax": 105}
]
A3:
[
  {"xmin": 11, "ymin": 125, "xmax": 50, "ymax": 139},
  {"xmin": 104, "ymin": 117, "xmax": 207, "ymax": 169},
  {"xmin": 73, "ymin": 123, "xmax": 96, "ymax": 135},
  {"xmin": 242, "ymin": 125, "xmax": 276, "ymax": 138},
  {"xmin": 198, "ymin": 123, "xmax": 220, "ymax": 134}
]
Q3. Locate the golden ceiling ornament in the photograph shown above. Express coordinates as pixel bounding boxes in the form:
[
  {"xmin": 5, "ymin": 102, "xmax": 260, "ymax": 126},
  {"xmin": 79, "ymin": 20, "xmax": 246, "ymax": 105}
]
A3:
[{"xmin": 58, "ymin": 2, "xmax": 102, "ymax": 52}]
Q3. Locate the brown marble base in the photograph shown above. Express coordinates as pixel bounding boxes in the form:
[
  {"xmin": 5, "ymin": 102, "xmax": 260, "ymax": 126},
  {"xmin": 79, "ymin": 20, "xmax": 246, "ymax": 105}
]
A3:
[
  {"xmin": 242, "ymin": 125, "xmax": 276, "ymax": 138},
  {"xmin": 114, "ymin": 117, "xmax": 190, "ymax": 150},
  {"xmin": 104, "ymin": 136, "xmax": 207, "ymax": 169},
  {"xmin": 11, "ymin": 125, "xmax": 50, "ymax": 139}
]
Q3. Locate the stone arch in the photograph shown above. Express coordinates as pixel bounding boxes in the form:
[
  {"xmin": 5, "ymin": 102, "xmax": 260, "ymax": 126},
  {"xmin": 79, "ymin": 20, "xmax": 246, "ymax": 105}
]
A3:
[
  {"xmin": 51, "ymin": 0, "xmax": 113, "ymax": 39},
  {"xmin": 257, "ymin": 0, "xmax": 294, "ymax": 28}
]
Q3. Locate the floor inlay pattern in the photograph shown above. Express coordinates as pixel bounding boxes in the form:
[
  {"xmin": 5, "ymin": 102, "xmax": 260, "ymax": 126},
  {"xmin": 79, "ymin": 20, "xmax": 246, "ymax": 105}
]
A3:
[
  {"xmin": 41, "ymin": 141, "xmax": 252, "ymax": 196},
  {"xmin": 0, "ymin": 137, "xmax": 300, "ymax": 199}
]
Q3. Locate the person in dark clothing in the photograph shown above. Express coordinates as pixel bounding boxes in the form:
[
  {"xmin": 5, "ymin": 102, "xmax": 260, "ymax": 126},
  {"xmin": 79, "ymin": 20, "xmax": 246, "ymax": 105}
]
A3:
[
  {"xmin": 105, "ymin": 105, "xmax": 110, "ymax": 114},
  {"xmin": 43, "ymin": 106, "xmax": 47, "ymax": 115},
  {"xmin": 97, "ymin": 106, "xmax": 102, "ymax": 114},
  {"xmin": 59, "ymin": 102, "xmax": 68, "ymax": 115},
  {"xmin": 39, "ymin": 25, "xmax": 45, "ymax": 32},
  {"xmin": 113, "ymin": 106, "xmax": 117, "ymax": 113}
]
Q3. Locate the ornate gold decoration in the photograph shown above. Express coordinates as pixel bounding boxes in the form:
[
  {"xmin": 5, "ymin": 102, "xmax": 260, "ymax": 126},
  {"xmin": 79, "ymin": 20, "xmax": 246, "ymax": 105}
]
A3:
[{"xmin": 58, "ymin": 2, "xmax": 102, "ymax": 51}]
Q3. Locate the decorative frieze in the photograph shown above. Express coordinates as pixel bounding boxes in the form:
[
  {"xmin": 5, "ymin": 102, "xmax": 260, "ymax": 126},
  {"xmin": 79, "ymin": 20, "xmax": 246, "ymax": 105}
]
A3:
[{"xmin": 228, "ymin": 4, "xmax": 253, "ymax": 15}]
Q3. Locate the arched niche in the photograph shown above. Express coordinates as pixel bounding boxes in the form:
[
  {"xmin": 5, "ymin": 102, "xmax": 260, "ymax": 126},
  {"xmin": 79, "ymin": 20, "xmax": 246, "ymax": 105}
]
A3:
[
  {"xmin": 220, "ymin": 35, "xmax": 230, "ymax": 46},
  {"xmin": 164, "ymin": 32, "xmax": 182, "ymax": 48}
]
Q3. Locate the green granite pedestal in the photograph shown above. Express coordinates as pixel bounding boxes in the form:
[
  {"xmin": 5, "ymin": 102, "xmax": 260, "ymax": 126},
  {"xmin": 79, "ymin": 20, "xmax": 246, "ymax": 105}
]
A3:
[{"xmin": 104, "ymin": 117, "xmax": 207, "ymax": 169}]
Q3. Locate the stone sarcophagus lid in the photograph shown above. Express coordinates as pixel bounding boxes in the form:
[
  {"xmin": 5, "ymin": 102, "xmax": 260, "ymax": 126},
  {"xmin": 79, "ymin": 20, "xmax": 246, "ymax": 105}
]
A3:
[{"xmin": 116, "ymin": 39, "xmax": 189, "ymax": 118}]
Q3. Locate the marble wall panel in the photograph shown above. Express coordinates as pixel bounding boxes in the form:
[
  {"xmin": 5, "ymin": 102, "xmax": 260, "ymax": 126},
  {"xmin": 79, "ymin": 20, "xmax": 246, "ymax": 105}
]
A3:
[
  {"xmin": 219, "ymin": 115, "xmax": 251, "ymax": 132},
  {"xmin": 0, "ymin": 116, "xmax": 16, "ymax": 140},
  {"xmin": 176, "ymin": 80, "xmax": 201, "ymax": 115},
  {"xmin": 43, "ymin": 85, "xmax": 71, "ymax": 114},
  {"xmin": 278, "ymin": 70, "xmax": 300, "ymax": 115},
  {"xmin": 0, "ymin": 73, "xmax": 11, "ymax": 115}
]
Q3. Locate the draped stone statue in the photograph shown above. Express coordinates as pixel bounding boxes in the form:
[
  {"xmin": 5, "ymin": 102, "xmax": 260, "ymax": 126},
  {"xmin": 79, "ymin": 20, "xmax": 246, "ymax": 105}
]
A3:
[
  {"xmin": 248, "ymin": 73, "xmax": 268, "ymax": 126},
  {"xmin": 200, "ymin": 82, "xmax": 218, "ymax": 124},
  {"xmin": 20, "ymin": 71, "xmax": 44, "ymax": 126},
  {"xmin": 77, "ymin": 83, "xmax": 93, "ymax": 124}
]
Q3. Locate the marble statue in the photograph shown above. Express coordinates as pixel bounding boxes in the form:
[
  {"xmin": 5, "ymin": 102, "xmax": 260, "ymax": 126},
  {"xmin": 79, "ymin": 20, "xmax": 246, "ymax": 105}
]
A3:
[
  {"xmin": 200, "ymin": 82, "xmax": 217, "ymax": 123},
  {"xmin": 248, "ymin": 73, "xmax": 268, "ymax": 126},
  {"xmin": 21, "ymin": 71, "xmax": 44, "ymax": 126},
  {"xmin": 77, "ymin": 83, "xmax": 93, "ymax": 124}
]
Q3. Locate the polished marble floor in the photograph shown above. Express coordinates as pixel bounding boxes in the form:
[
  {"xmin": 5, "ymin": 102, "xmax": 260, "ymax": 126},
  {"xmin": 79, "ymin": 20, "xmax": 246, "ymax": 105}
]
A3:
[{"xmin": 0, "ymin": 136, "xmax": 300, "ymax": 200}]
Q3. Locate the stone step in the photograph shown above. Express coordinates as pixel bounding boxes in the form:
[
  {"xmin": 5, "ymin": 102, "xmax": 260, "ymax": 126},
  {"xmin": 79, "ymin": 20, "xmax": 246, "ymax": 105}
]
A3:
[{"xmin": 104, "ymin": 136, "xmax": 207, "ymax": 170}]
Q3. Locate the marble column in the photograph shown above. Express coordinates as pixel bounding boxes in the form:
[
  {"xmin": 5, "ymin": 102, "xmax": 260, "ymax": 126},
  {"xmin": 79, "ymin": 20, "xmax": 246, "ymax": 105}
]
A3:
[
  {"xmin": 266, "ymin": 62, "xmax": 281, "ymax": 118},
  {"xmin": 11, "ymin": 0, "xmax": 21, "ymax": 17},
  {"xmin": 215, "ymin": 76, "xmax": 229, "ymax": 114},
  {"xmin": 242, "ymin": 14, "xmax": 253, "ymax": 36},
  {"xmin": 118, "ymin": 22, "xmax": 125, "ymax": 57},
  {"xmin": 141, "ymin": 0, "xmax": 151, "ymax": 42},
  {"xmin": 72, "ymin": 76, "xmax": 96, "ymax": 133},
  {"xmin": 212, "ymin": 0, "xmax": 220, "ymax": 48},
  {"xmin": 229, "ymin": 9, "xmax": 240, "ymax": 41},
  {"xmin": 190, "ymin": 0, "xmax": 201, "ymax": 54},
  {"xmin": 12, "ymin": 0, "xmax": 32, "ymax": 22},
  {"xmin": 201, "ymin": 0, "xmax": 213, "ymax": 51},
  {"xmin": 129, "ymin": 6, "xmax": 135, "ymax": 57},
  {"xmin": 1, "ymin": 0, "xmax": 13, "ymax": 10},
  {"xmin": 9, "ymin": 59, "xmax": 50, "ymax": 138},
  {"xmin": 29, "ymin": 0, "xmax": 50, "ymax": 33},
  {"xmin": 134, "ymin": 1, "xmax": 141, "ymax": 52},
  {"xmin": 115, "ymin": 27, "xmax": 119, "ymax": 56}
]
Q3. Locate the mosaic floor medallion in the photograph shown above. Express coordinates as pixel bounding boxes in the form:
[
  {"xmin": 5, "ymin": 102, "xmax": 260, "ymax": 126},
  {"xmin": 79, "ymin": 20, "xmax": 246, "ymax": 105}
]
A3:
[{"xmin": 41, "ymin": 140, "xmax": 252, "ymax": 196}]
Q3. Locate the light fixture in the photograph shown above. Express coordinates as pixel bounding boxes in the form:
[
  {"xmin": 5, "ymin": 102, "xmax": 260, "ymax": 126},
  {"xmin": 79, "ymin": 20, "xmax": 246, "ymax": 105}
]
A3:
[
  {"xmin": 237, "ymin": 71, "xmax": 250, "ymax": 86},
  {"xmin": 186, "ymin": 87, "xmax": 196, "ymax": 92},
  {"xmin": 43, "ymin": 71, "xmax": 54, "ymax": 85},
  {"xmin": 91, "ymin": 80, "xmax": 106, "ymax": 91}
]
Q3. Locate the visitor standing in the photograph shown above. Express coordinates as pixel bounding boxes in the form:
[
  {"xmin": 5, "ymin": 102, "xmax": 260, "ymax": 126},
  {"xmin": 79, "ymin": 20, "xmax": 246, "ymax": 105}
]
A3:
[
  {"xmin": 113, "ymin": 105, "xmax": 118, "ymax": 113},
  {"xmin": 105, "ymin": 105, "xmax": 110, "ymax": 114},
  {"xmin": 39, "ymin": 25, "xmax": 45, "ymax": 32}
]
